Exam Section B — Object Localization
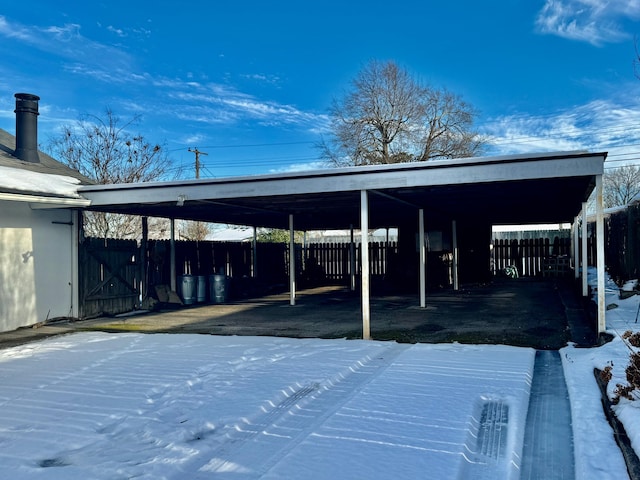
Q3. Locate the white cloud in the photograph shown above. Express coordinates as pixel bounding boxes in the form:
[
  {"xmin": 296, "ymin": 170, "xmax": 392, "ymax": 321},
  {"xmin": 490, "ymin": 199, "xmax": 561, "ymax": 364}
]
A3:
[
  {"xmin": 0, "ymin": 16, "xmax": 324, "ymax": 147},
  {"xmin": 44, "ymin": 23, "xmax": 82, "ymax": 41},
  {"xmin": 164, "ymin": 82, "xmax": 326, "ymax": 128},
  {"xmin": 0, "ymin": 15, "xmax": 33, "ymax": 42},
  {"xmin": 106, "ymin": 25, "xmax": 126, "ymax": 37},
  {"xmin": 268, "ymin": 160, "xmax": 328, "ymax": 174},
  {"xmin": 535, "ymin": 0, "xmax": 640, "ymax": 45},
  {"xmin": 0, "ymin": 16, "xmax": 135, "ymax": 81},
  {"xmin": 182, "ymin": 134, "xmax": 207, "ymax": 146},
  {"xmin": 240, "ymin": 73, "xmax": 281, "ymax": 85},
  {"xmin": 481, "ymin": 97, "xmax": 640, "ymax": 165}
]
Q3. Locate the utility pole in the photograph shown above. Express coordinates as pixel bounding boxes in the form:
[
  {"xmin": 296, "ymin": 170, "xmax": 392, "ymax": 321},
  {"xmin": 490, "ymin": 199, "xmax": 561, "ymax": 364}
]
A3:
[
  {"xmin": 186, "ymin": 147, "xmax": 210, "ymax": 242},
  {"xmin": 188, "ymin": 147, "xmax": 208, "ymax": 179}
]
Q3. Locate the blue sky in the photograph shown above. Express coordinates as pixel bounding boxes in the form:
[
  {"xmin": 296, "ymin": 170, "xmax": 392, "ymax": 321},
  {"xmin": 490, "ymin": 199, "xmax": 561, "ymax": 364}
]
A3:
[{"xmin": 1, "ymin": 0, "xmax": 640, "ymax": 178}]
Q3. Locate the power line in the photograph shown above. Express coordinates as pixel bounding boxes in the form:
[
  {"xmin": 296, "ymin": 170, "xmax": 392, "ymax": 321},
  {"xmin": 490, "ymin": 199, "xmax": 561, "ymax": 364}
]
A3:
[
  {"xmin": 160, "ymin": 104, "xmax": 640, "ymax": 175},
  {"xmin": 162, "ymin": 154, "xmax": 325, "ymax": 174},
  {"xmin": 607, "ymin": 145, "xmax": 640, "ymax": 155}
]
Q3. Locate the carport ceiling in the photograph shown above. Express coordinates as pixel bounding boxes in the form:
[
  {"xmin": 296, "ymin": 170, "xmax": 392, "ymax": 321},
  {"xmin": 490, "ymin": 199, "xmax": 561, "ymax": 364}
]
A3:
[{"xmin": 79, "ymin": 151, "xmax": 606, "ymax": 231}]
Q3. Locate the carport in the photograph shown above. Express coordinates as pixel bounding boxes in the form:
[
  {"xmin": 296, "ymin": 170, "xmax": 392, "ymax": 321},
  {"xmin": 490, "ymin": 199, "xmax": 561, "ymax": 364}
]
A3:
[{"xmin": 78, "ymin": 150, "xmax": 607, "ymax": 338}]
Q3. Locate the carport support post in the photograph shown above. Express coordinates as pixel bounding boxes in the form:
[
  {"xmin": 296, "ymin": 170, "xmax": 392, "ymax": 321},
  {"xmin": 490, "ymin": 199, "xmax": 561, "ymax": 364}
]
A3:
[
  {"xmin": 289, "ymin": 214, "xmax": 296, "ymax": 306},
  {"xmin": 452, "ymin": 220, "xmax": 459, "ymax": 291},
  {"xmin": 419, "ymin": 209, "xmax": 426, "ymax": 308},
  {"xmin": 360, "ymin": 190, "xmax": 371, "ymax": 340},
  {"xmin": 596, "ymin": 174, "xmax": 606, "ymax": 334},
  {"xmin": 581, "ymin": 203, "xmax": 588, "ymax": 297},
  {"xmin": 170, "ymin": 219, "xmax": 176, "ymax": 292}
]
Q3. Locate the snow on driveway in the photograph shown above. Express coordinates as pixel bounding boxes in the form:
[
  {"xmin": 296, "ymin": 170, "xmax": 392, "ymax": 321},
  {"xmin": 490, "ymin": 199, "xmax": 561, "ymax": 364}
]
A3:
[{"xmin": 0, "ymin": 333, "xmax": 534, "ymax": 479}]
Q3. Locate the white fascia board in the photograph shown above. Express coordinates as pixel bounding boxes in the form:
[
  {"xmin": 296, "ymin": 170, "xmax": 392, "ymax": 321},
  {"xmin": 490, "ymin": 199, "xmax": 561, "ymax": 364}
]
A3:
[{"xmin": 80, "ymin": 152, "xmax": 606, "ymax": 207}]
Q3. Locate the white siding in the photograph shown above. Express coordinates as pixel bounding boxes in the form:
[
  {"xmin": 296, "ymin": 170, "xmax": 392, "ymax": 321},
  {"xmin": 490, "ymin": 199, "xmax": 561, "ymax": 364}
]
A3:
[{"xmin": 0, "ymin": 200, "xmax": 73, "ymax": 332}]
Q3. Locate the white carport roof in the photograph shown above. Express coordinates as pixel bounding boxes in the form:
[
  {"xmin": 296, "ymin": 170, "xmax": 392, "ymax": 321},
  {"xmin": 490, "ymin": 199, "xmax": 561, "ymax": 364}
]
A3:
[{"xmin": 79, "ymin": 151, "xmax": 606, "ymax": 230}]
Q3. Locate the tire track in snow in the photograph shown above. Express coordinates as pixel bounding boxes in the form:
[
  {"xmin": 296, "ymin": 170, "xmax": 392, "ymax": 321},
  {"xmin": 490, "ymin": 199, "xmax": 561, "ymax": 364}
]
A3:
[{"xmin": 187, "ymin": 342, "xmax": 409, "ymax": 479}]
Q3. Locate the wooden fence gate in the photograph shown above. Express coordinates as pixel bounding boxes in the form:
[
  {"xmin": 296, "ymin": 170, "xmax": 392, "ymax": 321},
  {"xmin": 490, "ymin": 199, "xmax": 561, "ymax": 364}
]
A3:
[{"xmin": 79, "ymin": 237, "xmax": 141, "ymax": 318}]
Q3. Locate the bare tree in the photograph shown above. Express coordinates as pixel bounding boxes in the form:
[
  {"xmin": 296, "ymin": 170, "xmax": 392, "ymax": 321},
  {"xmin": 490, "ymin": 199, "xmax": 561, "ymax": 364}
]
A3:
[
  {"xmin": 321, "ymin": 60, "xmax": 484, "ymax": 166},
  {"xmin": 178, "ymin": 221, "xmax": 212, "ymax": 241},
  {"xmin": 48, "ymin": 109, "xmax": 175, "ymax": 239},
  {"xmin": 603, "ymin": 165, "xmax": 640, "ymax": 208}
]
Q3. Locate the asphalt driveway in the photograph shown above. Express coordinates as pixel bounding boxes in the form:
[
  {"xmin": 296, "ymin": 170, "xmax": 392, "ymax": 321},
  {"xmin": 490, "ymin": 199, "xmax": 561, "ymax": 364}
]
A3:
[{"xmin": 0, "ymin": 277, "xmax": 594, "ymax": 351}]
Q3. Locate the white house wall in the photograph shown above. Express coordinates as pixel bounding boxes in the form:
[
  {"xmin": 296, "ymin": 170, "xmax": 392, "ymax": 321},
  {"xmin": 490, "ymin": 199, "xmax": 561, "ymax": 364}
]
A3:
[{"xmin": 0, "ymin": 200, "xmax": 73, "ymax": 332}]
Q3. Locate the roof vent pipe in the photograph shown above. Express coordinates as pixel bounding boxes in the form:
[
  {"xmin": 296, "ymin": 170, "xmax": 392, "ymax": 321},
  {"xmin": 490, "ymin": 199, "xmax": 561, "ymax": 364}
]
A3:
[{"xmin": 14, "ymin": 93, "xmax": 40, "ymax": 163}]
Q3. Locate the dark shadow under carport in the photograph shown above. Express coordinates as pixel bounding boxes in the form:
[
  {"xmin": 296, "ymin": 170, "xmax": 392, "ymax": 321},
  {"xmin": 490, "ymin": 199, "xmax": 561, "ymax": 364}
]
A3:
[{"xmin": 68, "ymin": 277, "xmax": 595, "ymax": 350}]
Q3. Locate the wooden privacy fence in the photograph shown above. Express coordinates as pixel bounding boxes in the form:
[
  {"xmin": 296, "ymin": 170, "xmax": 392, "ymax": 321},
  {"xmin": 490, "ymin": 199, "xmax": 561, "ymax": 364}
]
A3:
[
  {"xmin": 306, "ymin": 241, "xmax": 396, "ymax": 282},
  {"xmin": 79, "ymin": 238, "xmax": 399, "ymax": 317},
  {"xmin": 596, "ymin": 203, "xmax": 640, "ymax": 282},
  {"xmin": 149, "ymin": 240, "xmax": 397, "ymax": 288},
  {"xmin": 492, "ymin": 237, "xmax": 572, "ymax": 277},
  {"xmin": 79, "ymin": 239, "xmax": 292, "ymax": 318},
  {"xmin": 147, "ymin": 240, "xmax": 289, "ymax": 285},
  {"xmin": 80, "ymin": 236, "xmax": 580, "ymax": 318}
]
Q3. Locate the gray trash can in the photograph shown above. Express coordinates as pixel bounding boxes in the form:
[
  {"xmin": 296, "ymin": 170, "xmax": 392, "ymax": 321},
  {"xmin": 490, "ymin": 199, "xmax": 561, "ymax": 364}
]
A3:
[
  {"xmin": 209, "ymin": 274, "xmax": 229, "ymax": 303},
  {"xmin": 179, "ymin": 275, "xmax": 196, "ymax": 305},
  {"xmin": 196, "ymin": 275, "xmax": 207, "ymax": 303}
]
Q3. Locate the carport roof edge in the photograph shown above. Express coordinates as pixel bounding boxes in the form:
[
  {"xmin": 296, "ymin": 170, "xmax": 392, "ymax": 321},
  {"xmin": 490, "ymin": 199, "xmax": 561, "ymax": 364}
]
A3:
[
  {"xmin": 78, "ymin": 150, "xmax": 607, "ymax": 230},
  {"xmin": 80, "ymin": 150, "xmax": 604, "ymax": 194}
]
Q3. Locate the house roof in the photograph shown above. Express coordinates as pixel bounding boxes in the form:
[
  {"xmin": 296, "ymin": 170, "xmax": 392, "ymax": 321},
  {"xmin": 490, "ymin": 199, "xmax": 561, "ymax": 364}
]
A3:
[
  {"xmin": 0, "ymin": 128, "xmax": 93, "ymax": 204},
  {"xmin": 79, "ymin": 151, "xmax": 606, "ymax": 231}
]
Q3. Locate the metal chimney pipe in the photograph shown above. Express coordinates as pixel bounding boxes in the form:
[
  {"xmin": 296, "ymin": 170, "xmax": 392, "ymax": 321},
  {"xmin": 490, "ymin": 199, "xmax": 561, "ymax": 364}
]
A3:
[{"xmin": 14, "ymin": 93, "xmax": 40, "ymax": 163}]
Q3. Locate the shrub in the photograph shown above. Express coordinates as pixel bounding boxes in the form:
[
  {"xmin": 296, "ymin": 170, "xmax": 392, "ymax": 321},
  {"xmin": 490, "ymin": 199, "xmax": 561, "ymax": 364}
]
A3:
[
  {"xmin": 603, "ymin": 331, "xmax": 640, "ymax": 404},
  {"xmin": 612, "ymin": 351, "xmax": 640, "ymax": 403},
  {"xmin": 622, "ymin": 330, "xmax": 640, "ymax": 347}
]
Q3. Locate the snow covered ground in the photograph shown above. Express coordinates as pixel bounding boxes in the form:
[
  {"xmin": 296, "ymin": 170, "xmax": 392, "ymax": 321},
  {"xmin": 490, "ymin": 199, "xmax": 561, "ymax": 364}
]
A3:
[
  {"xmin": 562, "ymin": 270, "xmax": 640, "ymax": 480},
  {"xmin": 0, "ymin": 335, "xmax": 534, "ymax": 479},
  {"xmin": 0, "ymin": 268, "xmax": 638, "ymax": 479}
]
